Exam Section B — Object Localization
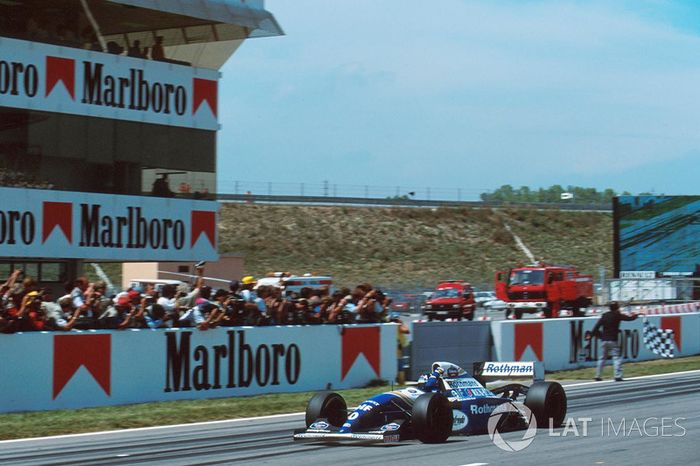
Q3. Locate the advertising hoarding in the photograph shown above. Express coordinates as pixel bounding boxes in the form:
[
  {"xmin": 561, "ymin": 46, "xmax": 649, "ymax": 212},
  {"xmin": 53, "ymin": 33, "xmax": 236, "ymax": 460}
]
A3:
[
  {"xmin": 0, "ymin": 187, "xmax": 218, "ymax": 261},
  {"xmin": 0, "ymin": 324, "xmax": 397, "ymax": 413},
  {"xmin": 0, "ymin": 36, "xmax": 219, "ymax": 130}
]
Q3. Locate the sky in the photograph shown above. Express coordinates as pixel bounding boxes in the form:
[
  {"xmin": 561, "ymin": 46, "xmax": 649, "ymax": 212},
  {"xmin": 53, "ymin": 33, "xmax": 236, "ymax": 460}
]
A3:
[{"xmin": 217, "ymin": 0, "xmax": 700, "ymax": 199}]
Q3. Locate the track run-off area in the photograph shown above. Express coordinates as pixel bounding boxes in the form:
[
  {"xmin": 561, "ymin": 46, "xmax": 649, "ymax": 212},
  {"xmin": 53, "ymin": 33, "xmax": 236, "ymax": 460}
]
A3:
[{"xmin": 2, "ymin": 370, "xmax": 698, "ymax": 466}]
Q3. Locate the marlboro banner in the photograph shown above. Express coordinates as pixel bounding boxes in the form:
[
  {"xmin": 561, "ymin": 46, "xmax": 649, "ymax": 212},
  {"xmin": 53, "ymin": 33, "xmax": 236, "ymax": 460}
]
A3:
[
  {"xmin": 0, "ymin": 187, "xmax": 218, "ymax": 261},
  {"xmin": 0, "ymin": 36, "xmax": 219, "ymax": 130},
  {"xmin": 0, "ymin": 325, "xmax": 397, "ymax": 412}
]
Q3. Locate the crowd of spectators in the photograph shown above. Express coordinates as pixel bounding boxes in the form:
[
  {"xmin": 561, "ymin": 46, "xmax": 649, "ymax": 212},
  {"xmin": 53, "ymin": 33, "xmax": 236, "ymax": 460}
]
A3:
[
  {"xmin": 0, "ymin": 265, "xmax": 401, "ymax": 334},
  {"xmin": 0, "ymin": 168, "xmax": 54, "ymax": 190},
  {"xmin": 1, "ymin": 11, "xmax": 184, "ymax": 65}
]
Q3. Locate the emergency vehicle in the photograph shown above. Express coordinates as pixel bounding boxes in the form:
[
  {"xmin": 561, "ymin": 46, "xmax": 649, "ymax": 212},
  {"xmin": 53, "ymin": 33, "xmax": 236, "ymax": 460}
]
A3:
[{"xmin": 495, "ymin": 263, "xmax": 593, "ymax": 318}]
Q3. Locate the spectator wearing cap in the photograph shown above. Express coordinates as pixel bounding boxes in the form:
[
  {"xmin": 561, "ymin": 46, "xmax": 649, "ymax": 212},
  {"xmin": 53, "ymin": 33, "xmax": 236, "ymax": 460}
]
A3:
[
  {"xmin": 114, "ymin": 293, "xmax": 138, "ymax": 329},
  {"xmin": 240, "ymin": 276, "xmax": 257, "ymax": 302},
  {"xmin": 16, "ymin": 291, "xmax": 46, "ymax": 331}
]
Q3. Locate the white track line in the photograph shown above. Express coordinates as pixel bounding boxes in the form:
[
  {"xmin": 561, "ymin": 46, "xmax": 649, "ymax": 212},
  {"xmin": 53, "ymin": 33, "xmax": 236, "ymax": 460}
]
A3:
[{"xmin": 0, "ymin": 411, "xmax": 305, "ymax": 444}]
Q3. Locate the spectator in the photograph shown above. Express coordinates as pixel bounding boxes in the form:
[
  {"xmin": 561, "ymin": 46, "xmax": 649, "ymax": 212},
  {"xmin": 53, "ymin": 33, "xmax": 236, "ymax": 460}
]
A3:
[
  {"xmin": 127, "ymin": 40, "xmax": 147, "ymax": 59},
  {"xmin": 106, "ymin": 41, "xmax": 124, "ymax": 55},
  {"xmin": 150, "ymin": 36, "xmax": 165, "ymax": 61}
]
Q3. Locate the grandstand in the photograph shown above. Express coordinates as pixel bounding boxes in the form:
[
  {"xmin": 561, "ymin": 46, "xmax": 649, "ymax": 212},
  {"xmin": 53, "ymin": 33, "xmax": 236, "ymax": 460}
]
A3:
[{"xmin": 0, "ymin": 0, "xmax": 282, "ymax": 293}]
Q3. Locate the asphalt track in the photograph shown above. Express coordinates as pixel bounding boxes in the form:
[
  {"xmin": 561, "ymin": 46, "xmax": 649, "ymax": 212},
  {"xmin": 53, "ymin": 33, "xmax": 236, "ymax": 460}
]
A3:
[{"xmin": 2, "ymin": 371, "xmax": 698, "ymax": 466}]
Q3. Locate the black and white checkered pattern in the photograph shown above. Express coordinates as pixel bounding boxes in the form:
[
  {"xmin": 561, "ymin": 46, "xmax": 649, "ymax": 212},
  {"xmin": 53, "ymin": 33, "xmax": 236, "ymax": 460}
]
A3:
[{"xmin": 643, "ymin": 317, "xmax": 676, "ymax": 358}]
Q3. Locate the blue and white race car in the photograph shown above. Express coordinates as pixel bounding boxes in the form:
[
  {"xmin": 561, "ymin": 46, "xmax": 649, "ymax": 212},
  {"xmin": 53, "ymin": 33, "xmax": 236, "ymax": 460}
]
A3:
[{"xmin": 293, "ymin": 361, "xmax": 566, "ymax": 444}]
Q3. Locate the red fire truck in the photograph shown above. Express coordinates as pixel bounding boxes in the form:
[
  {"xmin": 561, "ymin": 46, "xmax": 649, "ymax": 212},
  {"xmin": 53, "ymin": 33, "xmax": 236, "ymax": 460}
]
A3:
[{"xmin": 495, "ymin": 263, "xmax": 593, "ymax": 318}]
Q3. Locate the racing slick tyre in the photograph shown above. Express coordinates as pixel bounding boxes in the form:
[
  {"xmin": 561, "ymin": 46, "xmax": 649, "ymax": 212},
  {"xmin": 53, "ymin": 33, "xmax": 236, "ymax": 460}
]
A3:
[
  {"xmin": 412, "ymin": 392, "xmax": 453, "ymax": 443},
  {"xmin": 305, "ymin": 392, "xmax": 348, "ymax": 428},
  {"xmin": 525, "ymin": 381, "xmax": 567, "ymax": 428}
]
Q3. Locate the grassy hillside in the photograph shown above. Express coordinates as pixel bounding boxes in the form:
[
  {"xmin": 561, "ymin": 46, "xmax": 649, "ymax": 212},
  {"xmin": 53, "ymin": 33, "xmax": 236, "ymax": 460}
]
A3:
[{"xmin": 218, "ymin": 204, "xmax": 612, "ymax": 290}]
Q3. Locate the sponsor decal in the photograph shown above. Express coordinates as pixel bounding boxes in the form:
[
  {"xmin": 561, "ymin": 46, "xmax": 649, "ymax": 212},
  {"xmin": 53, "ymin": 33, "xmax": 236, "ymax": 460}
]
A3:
[
  {"xmin": 164, "ymin": 331, "xmax": 301, "ymax": 392},
  {"xmin": 445, "ymin": 378, "xmax": 482, "ymax": 389},
  {"xmin": 191, "ymin": 210, "xmax": 216, "ymax": 247},
  {"xmin": 569, "ymin": 321, "xmax": 639, "ymax": 364},
  {"xmin": 514, "ymin": 322, "xmax": 543, "ymax": 361},
  {"xmin": 79, "ymin": 204, "xmax": 187, "ymax": 250},
  {"xmin": 470, "ymin": 403, "xmax": 498, "ymax": 415},
  {"xmin": 452, "ymin": 410, "xmax": 469, "ymax": 431},
  {"xmin": 42, "ymin": 202, "xmax": 72, "ymax": 243},
  {"xmin": 0, "ymin": 208, "xmax": 35, "ymax": 245},
  {"xmin": 46, "ymin": 56, "xmax": 74, "ymax": 99},
  {"xmin": 482, "ymin": 362, "xmax": 534, "ymax": 377},
  {"xmin": 82, "ymin": 63, "xmax": 187, "ymax": 115},
  {"xmin": 193, "ymin": 78, "xmax": 218, "ymax": 117},
  {"xmin": 0, "ymin": 59, "xmax": 38, "ymax": 97},
  {"xmin": 341, "ymin": 326, "xmax": 380, "ymax": 380},
  {"xmin": 383, "ymin": 434, "xmax": 400, "ymax": 443},
  {"xmin": 310, "ymin": 421, "xmax": 329, "ymax": 430},
  {"xmin": 53, "ymin": 334, "xmax": 111, "ymax": 399},
  {"xmin": 380, "ymin": 422, "xmax": 401, "ymax": 432}
]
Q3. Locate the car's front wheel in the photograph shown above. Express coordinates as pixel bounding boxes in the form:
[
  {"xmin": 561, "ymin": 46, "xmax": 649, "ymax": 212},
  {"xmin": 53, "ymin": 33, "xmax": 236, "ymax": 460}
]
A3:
[
  {"xmin": 305, "ymin": 391, "xmax": 347, "ymax": 428},
  {"xmin": 412, "ymin": 392, "xmax": 453, "ymax": 443},
  {"xmin": 524, "ymin": 381, "xmax": 567, "ymax": 428}
]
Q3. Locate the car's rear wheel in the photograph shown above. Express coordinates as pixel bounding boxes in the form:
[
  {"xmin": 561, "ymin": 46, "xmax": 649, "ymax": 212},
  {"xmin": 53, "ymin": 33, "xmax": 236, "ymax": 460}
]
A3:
[
  {"xmin": 305, "ymin": 391, "xmax": 347, "ymax": 428},
  {"xmin": 412, "ymin": 392, "xmax": 453, "ymax": 443},
  {"xmin": 525, "ymin": 381, "xmax": 567, "ymax": 428}
]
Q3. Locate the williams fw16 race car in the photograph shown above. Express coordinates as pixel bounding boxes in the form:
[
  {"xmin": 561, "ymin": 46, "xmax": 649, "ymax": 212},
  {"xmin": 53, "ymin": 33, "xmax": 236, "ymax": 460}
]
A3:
[{"xmin": 293, "ymin": 361, "xmax": 566, "ymax": 444}]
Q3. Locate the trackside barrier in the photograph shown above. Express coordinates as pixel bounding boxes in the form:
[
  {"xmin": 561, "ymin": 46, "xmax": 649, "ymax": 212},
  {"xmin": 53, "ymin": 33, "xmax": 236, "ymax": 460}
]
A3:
[
  {"xmin": 0, "ymin": 324, "xmax": 397, "ymax": 413},
  {"xmin": 490, "ymin": 313, "xmax": 700, "ymax": 371},
  {"xmin": 410, "ymin": 321, "xmax": 492, "ymax": 380}
]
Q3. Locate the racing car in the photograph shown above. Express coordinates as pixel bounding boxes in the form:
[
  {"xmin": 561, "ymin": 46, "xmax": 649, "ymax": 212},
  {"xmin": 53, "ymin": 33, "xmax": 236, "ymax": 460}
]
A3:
[{"xmin": 293, "ymin": 361, "xmax": 566, "ymax": 444}]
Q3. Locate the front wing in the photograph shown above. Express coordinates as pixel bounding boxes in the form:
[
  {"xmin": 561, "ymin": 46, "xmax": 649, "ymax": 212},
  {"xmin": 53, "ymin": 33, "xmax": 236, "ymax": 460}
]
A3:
[{"xmin": 293, "ymin": 428, "xmax": 402, "ymax": 444}]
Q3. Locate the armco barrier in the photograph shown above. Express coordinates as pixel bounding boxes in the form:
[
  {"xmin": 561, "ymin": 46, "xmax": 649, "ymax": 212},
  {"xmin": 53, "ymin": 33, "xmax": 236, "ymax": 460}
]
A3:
[
  {"xmin": 0, "ymin": 324, "xmax": 397, "ymax": 413},
  {"xmin": 491, "ymin": 313, "xmax": 700, "ymax": 371},
  {"xmin": 410, "ymin": 321, "xmax": 492, "ymax": 379}
]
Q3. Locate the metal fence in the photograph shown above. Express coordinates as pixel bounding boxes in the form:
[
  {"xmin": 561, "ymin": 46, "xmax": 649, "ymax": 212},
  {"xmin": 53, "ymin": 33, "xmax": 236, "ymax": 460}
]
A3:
[
  {"xmin": 601, "ymin": 277, "xmax": 700, "ymax": 304},
  {"xmin": 217, "ymin": 179, "xmax": 487, "ymax": 202}
]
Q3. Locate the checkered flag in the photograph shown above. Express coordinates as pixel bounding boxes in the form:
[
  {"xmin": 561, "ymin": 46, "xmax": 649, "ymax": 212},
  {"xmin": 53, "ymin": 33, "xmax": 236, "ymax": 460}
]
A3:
[{"xmin": 642, "ymin": 317, "xmax": 675, "ymax": 358}]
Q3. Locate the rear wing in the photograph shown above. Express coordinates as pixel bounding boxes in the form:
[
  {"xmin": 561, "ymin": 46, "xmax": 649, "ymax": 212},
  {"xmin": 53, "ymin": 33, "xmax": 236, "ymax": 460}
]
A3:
[{"xmin": 472, "ymin": 361, "xmax": 544, "ymax": 384}]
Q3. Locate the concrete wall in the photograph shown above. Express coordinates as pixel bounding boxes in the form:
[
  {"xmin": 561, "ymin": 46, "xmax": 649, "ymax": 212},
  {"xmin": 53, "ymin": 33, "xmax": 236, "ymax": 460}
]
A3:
[{"xmin": 410, "ymin": 321, "xmax": 492, "ymax": 379}]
